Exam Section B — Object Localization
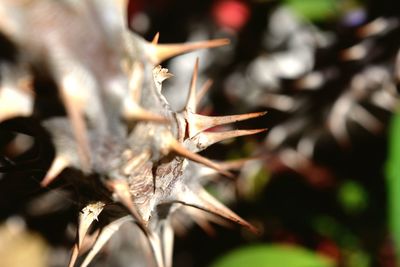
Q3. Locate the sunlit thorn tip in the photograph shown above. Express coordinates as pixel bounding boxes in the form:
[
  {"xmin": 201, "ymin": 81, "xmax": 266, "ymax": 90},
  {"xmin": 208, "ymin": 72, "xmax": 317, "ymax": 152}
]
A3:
[
  {"xmin": 150, "ymin": 38, "xmax": 230, "ymax": 64},
  {"xmin": 152, "ymin": 32, "xmax": 160, "ymax": 44},
  {"xmin": 187, "ymin": 111, "xmax": 267, "ymax": 138},
  {"xmin": 68, "ymin": 202, "xmax": 105, "ymax": 267}
]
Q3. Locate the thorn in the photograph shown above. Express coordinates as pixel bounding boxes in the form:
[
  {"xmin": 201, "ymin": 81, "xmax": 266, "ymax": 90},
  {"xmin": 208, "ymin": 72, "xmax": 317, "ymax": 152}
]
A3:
[
  {"xmin": 68, "ymin": 244, "xmax": 79, "ymax": 267},
  {"xmin": 78, "ymin": 202, "xmax": 105, "ymax": 248},
  {"xmin": 81, "ymin": 216, "xmax": 133, "ymax": 267},
  {"xmin": 168, "ymin": 138, "xmax": 233, "ymax": 178},
  {"xmin": 218, "ymin": 157, "xmax": 260, "ymax": 171},
  {"xmin": 184, "ymin": 58, "xmax": 199, "ymax": 113},
  {"xmin": 350, "ymin": 104, "xmax": 383, "ymax": 134},
  {"xmin": 105, "ymin": 179, "xmax": 148, "ymax": 231},
  {"xmin": 147, "ymin": 232, "xmax": 166, "ymax": 267},
  {"xmin": 40, "ymin": 156, "xmax": 69, "ymax": 187},
  {"xmin": 192, "ymin": 128, "xmax": 267, "ymax": 150},
  {"xmin": 357, "ymin": 17, "xmax": 388, "ymax": 38},
  {"xmin": 177, "ymin": 187, "xmax": 258, "ymax": 234},
  {"xmin": 68, "ymin": 202, "xmax": 104, "ymax": 267},
  {"xmin": 187, "ymin": 111, "xmax": 267, "ymax": 138},
  {"xmin": 59, "ymin": 84, "xmax": 91, "ymax": 171},
  {"xmin": 196, "ymin": 79, "xmax": 213, "ymax": 107},
  {"xmin": 150, "ymin": 38, "xmax": 230, "ymax": 64},
  {"xmin": 123, "ymin": 101, "xmax": 168, "ymax": 123},
  {"xmin": 152, "ymin": 32, "xmax": 160, "ymax": 44},
  {"xmin": 340, "ymin": 43, "xmax": 367, "ymax": 61},
  {"xmin": 160, "ymin": 221, "xmax": 174, "ymax": 267}
]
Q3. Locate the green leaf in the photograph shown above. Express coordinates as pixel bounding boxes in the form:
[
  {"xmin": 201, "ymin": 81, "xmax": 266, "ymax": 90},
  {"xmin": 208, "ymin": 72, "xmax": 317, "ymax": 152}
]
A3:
[
  {"xmin": 386, "ymin": 113, "xmax": 400, "ymax": 262},
  {"xmin": 210, "ymin": 244, "xmax": 334, "ymax": 267}
]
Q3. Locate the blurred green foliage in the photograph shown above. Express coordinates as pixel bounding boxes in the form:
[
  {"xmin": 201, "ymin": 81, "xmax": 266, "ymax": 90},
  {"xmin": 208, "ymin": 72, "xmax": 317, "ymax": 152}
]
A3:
[
  {"xmin": 283, "ymin": 0, "xmax": 338, "ymax": 21},
  {"xmin": 386, "ymin": 112, "xmax": 400, "ymax": 263},
  {"xmin": 210, "ymin": 244, "xmax": 334, "ymax": 267},
  {"xmin": 337, "ymin": 180, "xmax": 368, "ymax": 215}
]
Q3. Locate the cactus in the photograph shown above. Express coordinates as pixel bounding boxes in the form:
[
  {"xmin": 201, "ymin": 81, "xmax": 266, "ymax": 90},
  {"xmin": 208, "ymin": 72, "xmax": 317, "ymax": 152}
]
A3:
[{"xmin": 0, "ymin": 1, "xmax": 266, "ymax": 266}]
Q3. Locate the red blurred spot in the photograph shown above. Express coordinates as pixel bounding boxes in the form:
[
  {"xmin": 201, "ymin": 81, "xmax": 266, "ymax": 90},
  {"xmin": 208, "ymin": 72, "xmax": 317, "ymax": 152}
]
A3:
[
  {"xmin": 316, "ymin": 239, "xmax": 341, "ymax": 262},
  {"xmin": 212, "ymin": 0, "xmax": 250, "ymax": 32}
]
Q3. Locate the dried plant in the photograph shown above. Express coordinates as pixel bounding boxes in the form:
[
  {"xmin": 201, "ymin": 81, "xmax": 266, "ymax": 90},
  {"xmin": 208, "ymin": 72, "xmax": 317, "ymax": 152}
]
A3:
[{"xmin": 0, "ymin": 1, "xmax": 267, "ymax": 266}]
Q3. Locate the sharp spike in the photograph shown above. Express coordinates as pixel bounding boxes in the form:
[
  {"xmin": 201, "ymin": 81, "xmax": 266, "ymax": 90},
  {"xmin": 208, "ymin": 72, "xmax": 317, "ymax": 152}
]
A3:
[
  {"xmin": 147, "ymin": 232, "xmax": 166, "ymax": 267},
  {"xmin": 105, "ymin": 179, "xmax": 148, "ymax": 230},
  {"xmin": 176, "ymin": 187, "xmax": 258, "ymax": 234},
  {"xmin": 196, "ymin": 79, "xmax": 213, "ymax": 107},
  {"xmin": 123, "ymin": 100, "xmax": 168, "ymax": 123},
  {"xmin": 152, "ymin": 32, "xmax": 160, "ymax": 44},
  {"xmin": 81, "ymin": 216, "xmax": 133, "ymax": 267},
  {"xmin": 340, "ymin": 43, "xmax": 367, "ymax": 61},
  {"xmin": 192, "ymin": 128, "xmax": 267, "ymax": 151},
  {"xmin": 150, "ymin": 39, "xmax": 230, "ymax": 64},
  {"xmin": 59, "ymin": 85, "xmax": 91, "ymax": 171},
  {"xmin": 68, "ymin": 202, "xmax": 105, "ymax": 267},
  {"xmin": 350, "ymin": 104, "xmax": 383, "ymax": 134},
  {"xmin": 160, "ymin": 221, "xmax": 174, "ymax": 267},
  {"xmin": 168, "ymin": 138, "xmax": 233, "ymax": 178},
  {"xmin": 40, "ymin": 155, "xmax": 69, "ymax": 187},
  {"xmin": 218, "ymin": 157, "xmax": 260, "ymax": 171},
  {"xmin": 357, "ymin": 17, "xmax": 388, "ymax": 38},
  {"xmin": 185, "ymin": 58, "xmax": 199, "ymax": 113},
  {"xmin": 187, "ymin": 111, "xmax": 267, "ymax": 138},
  {"xmin": 68, "ymin": 245, "xmax": 79, "ymax": 267},
  {"xmin": 77, "ymin": 202, "xmax": 105, "ymax": 248}
]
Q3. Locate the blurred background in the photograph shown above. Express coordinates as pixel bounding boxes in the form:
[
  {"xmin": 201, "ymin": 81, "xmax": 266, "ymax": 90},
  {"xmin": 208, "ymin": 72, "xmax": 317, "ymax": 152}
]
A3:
[{"xmin": 1, "ymin": 0, "xmax": 400, "ymax": 266}]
